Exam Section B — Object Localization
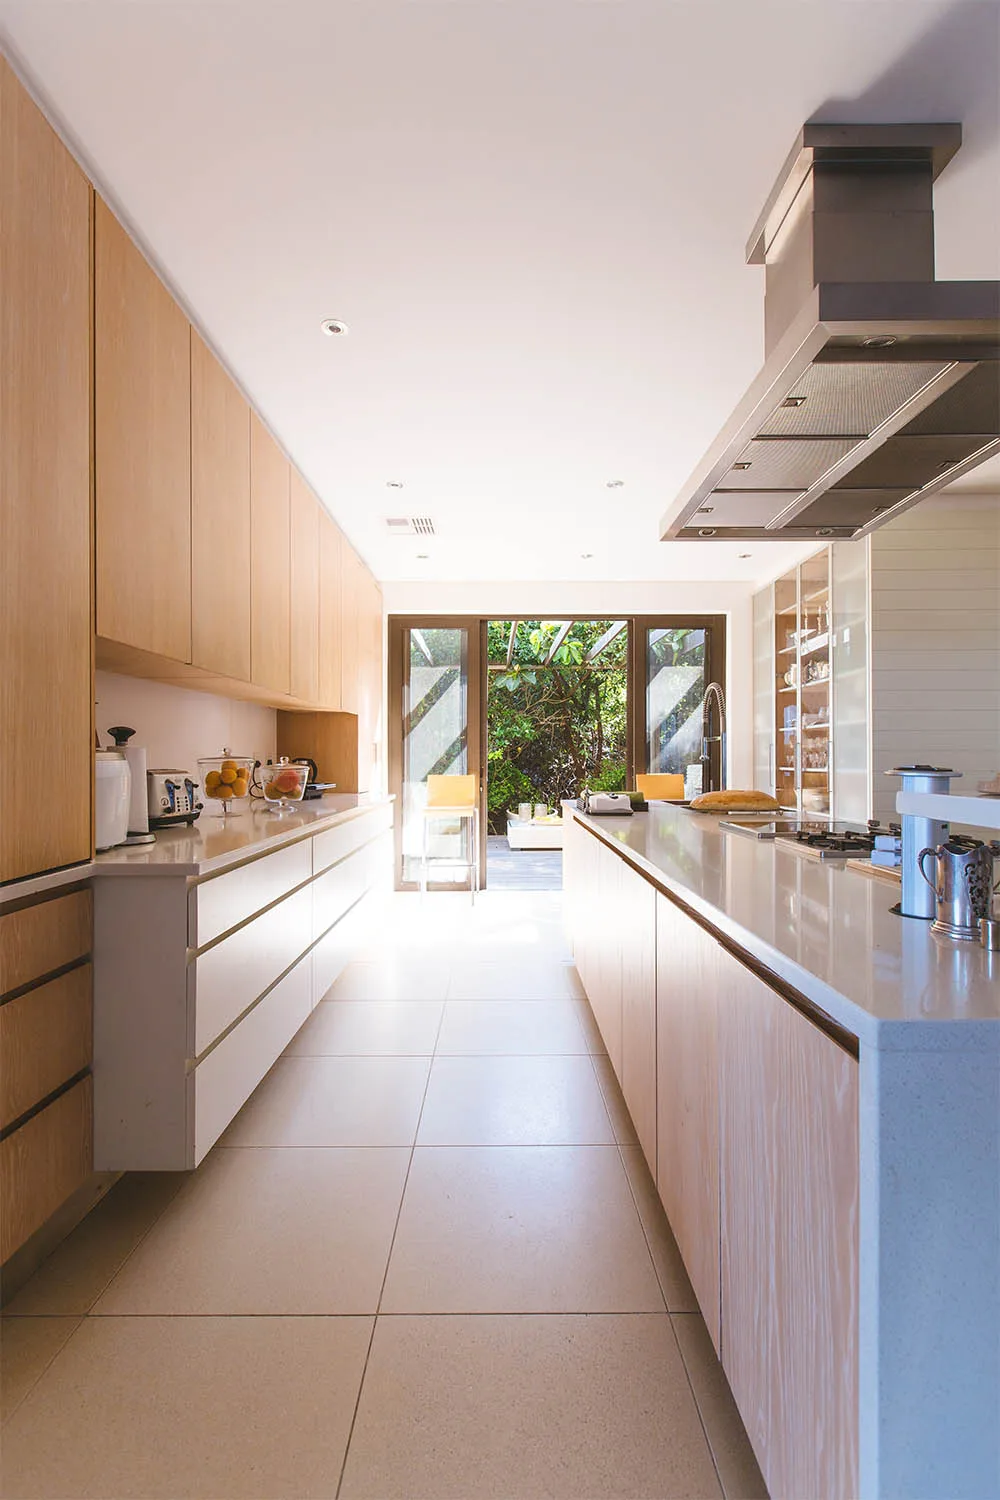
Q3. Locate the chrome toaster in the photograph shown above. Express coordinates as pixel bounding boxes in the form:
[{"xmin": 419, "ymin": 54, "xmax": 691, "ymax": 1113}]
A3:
[{"xmin": 147, "ymin": 769, "xmax": 203, "ymax": 827}]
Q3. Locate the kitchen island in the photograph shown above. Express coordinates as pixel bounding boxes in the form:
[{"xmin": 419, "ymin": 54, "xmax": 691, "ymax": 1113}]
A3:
[
  {"xmin": 92, "ymin": 794, "xmax": 393, "ymax": 1173},
  {"xmin": 564, "ymin": 802, "xmax": 999, "ymax": 1500}
]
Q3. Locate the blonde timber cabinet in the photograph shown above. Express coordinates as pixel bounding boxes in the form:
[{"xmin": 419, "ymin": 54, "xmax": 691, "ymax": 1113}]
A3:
[
  {"xmin": 655, "ymin": 893, "xmax": 720, "ymax": 1349},
  {"xmin": 720, "ymin": 961, "xmax": 859, "ymax": 1500},
  {"xmin": 191, "ymin": 332, "xmax": 251, "ymax": 678},
  {"xmin": 95, "ymin": 196, "xmax": 192, "ymax": 663},
  {"xmin": 289, "ymin": 472, "xmax": 321, "ymax": 703},
  {"xmin": 0, "ymin": 58, "xmax": 93, "ymax": 882},
  {"xmin": 564, "ymin": 814, "xmax": 859, "ymax": 1498},
  {"xmin": 319, "ymin": 509, "xmax": 343, "ymax": 709},
  {"xmin": 340, "ymin": 543, "xmax": 363, "ymax": 714},
  {"xmin": 249, "ymin": 412, "xmax": 291, "ymax": 695}
]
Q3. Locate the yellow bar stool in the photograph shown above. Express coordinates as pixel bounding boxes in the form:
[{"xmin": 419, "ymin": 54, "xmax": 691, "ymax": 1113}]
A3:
[
  {"xmin": 635, "ymin": 773, "xmax": 686, "ymax": 801},
  {"xmin": 421, "ymin": 774, "xmax": 479, "ymax": 899}
]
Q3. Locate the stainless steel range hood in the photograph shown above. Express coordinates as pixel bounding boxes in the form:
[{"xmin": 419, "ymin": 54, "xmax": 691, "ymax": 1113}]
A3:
[{"xmin": 660, "ymin": 124, "xmax": 1000, "ymax": 542}]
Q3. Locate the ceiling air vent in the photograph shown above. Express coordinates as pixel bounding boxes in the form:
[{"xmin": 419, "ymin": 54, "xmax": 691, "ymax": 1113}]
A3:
[{"xmin": 385, "ymin": 516, "xmax": 436, "ymax": 536}]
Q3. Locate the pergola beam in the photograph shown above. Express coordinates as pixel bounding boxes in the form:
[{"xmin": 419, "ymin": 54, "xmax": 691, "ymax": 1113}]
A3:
[
  {"xmin": 505, "ymin": 620, "xmax": 518, "ymax": 666},
  {"xmin": 543, "ymin": 621, "xmax": 573, "ymax": 665},
  {"xmin": 586, "ymin": 620, "xmax": 627, "ymax": 662}
]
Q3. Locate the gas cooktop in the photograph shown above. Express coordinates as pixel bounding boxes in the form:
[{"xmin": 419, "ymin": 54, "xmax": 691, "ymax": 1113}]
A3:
[{"xmin": 720, "ymin": 818, "xmax": 895, "ymax": 858}]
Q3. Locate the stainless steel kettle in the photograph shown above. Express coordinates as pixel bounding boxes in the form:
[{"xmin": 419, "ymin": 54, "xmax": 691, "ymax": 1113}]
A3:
[{"xmin": 918, "ymin": 837, "xmax": 1000, "ymax": 941}]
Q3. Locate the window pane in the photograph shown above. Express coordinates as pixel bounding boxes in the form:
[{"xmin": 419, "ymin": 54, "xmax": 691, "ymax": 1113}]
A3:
[
  {"xmin": 646, "ymin": 627, "xmax": 707, "ymax": 788},
  {"xmin": 402, "ymin": 627, "xmax": 471, "ymax": 883}
]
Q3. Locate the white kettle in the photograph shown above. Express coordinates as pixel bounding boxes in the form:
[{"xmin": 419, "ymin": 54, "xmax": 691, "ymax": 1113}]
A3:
[{"xmin": 95, "ymin": 748, "xmax": 131, "ymax": 851}]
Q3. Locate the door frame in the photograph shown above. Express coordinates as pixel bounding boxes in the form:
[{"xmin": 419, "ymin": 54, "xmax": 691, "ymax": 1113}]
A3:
[
  {"xmin": 388, "ymin": 613, "xmax": 727, "ymax": 890},
  {"xmin": 629, "ymin": 615, "xmax": 727, "ymax": 792},
  {"xmin": 387, "ymin": 615, "xmax": 486, "ymax": 891}
]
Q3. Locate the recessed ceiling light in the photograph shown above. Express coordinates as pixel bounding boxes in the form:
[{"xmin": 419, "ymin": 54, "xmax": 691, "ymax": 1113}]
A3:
[
  {"xmin": 386, "ymin": 480, "xmax": 404, "ymax": 489},
  {"xmin": 416, "ymin": 552, "xmax": 429, "ymax": 560},
  {"xmin": 738, "ymin": 552, "xmax": 752, "ymax": 559},
  {"xmin": 698, "ymin": 527, "xmax": 717, "ymax": 537},
  {"xmin": 861, "ymin": 334, "xmax": 896, "ymax": 348},
  {"xmin": 580, "ymin": 552, "xmax": 594, "ymax": 559},
  {"xmin": 320, "ymin": 318, "xmax": 349, "ymax": 337},
  {"xmin": 605, "ymin": 479, "xmax": 624, "ymax": 489},
  {"xmin": 816, "ymin": 527, "xmax": 834, "ymax": 536}
]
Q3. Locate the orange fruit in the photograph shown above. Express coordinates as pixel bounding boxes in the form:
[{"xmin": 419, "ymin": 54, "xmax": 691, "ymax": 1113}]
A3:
[
  {"xmin": 221, "ymin": 759, "xmax": 238, "ymax": 774},
  {"xmin": 232, "ymin": 777, "xmax": 248, "ymax": 797},
  {"xmin": 216, "ymin": 784, "xmax": 234, "ymax": 800},
  {"xmin": 204, "ymin": 770, "xmax": 221, "ymax": 792},
  {"xmin": 220, "ymin": 767, "xmax": 237, "ymax": 786}
]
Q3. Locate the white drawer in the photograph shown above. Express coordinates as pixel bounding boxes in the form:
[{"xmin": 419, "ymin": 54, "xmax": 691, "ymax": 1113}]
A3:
[
  {"xmin": 192, "ymin": 955, "xmax": 312, "ymax": 1164},
  {"xmin": 312, "ymin": 860, "xmax": 355, "ymax": 941},
  {"xmin": 191, "ymin": 838, "xmax": 312, "ymax": 949},
  {"xmin": 312, "ymin": 804, "xmax": 393, "ymax": 876},
  {"xmin": 192, "ymin": 884, "xmax": 313, "ymax": 1056}
]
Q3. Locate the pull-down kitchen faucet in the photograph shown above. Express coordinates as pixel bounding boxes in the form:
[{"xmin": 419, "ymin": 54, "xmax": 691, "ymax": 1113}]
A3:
[{"xmin": 700, "ymin": 682, "xmax": 727, "ymax": 793}]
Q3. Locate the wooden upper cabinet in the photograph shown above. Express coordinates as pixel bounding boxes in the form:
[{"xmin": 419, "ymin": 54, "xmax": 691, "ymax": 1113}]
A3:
[
  {"xmin": 719, "ymin": 958, "xmax": 859, "ymax": 1500},
  {"xmin": 191, "ymin": 333, "xmax": 250, "ymax": 678},
  {"xmin": 289, "ymin": 471, "xmax": 320, "ymax": 703},
  {"xmin": 318, "ymin": 510, "xmax": 342, "ymax": 709},
  {"xmin": 357, "ymin": 569, "xmax": 383, "ymax": 789},
  {"xmin": 249, "ymin": 413, "xmax": 290, "ymax": 695},
  {"xmin": 94, "ymin": 196, "xmax": 191, "ymax": 662},
  {"xmin": 339, "ymin": 544, "xmax": 362, "ymax": 714},
  {"xmin": 0, "ymin": 59, "xmax": 93, "ymax": 880}
]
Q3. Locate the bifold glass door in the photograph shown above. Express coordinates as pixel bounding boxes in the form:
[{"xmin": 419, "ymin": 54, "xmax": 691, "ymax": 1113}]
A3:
[{"xmin": 389, "ymin": 620, "xmax": 483, "ymax": 889}]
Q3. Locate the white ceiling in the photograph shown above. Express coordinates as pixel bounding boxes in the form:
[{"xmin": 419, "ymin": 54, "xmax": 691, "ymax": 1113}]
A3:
[{"xmin": 3, "ymin": 1, "xmax": 998, "ymax": 585}]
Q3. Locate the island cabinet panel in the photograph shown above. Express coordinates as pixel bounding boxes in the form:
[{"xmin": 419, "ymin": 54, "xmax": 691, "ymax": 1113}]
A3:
[
  {"xmin": 719, "ymin": 967, "xmax": 859, "ymax": 1500},
  {"xmin": 95, "ymin": 195, "xmax": 192, "ymax": 663},
  {"xmin": 0, "ymin": 58, "xmax": 93, "ymax": 881},
  {"xmin": 620, "ymin": 876, "xmax": 657, "ymax": 1178},
  {"xmin": 191, "ymin": 332, "xmax": 251, "ymax": 679},
  {"xmin": 289, "ymin": 472, "xmax": 320, "ymax": 704},
  {"xmin": 318, "ymin": 509, "xmax": 343, "ymax": 709},
  {"xmin": 655, "ymin": 893, "xmax": 720, "ymax": 1350},
  {"xmin": 590, "ymin": 840, "xmax": 624, "ymax": 1076},
  {"xmin": 249, "ymin": 413, "xmax": 291, "ymax": 694}
]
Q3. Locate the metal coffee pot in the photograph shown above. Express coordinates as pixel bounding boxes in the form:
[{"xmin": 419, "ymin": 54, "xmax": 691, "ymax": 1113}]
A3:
[{"xmin": 918, "ymin": 836, "xmax": 1000, "ymax": 941}]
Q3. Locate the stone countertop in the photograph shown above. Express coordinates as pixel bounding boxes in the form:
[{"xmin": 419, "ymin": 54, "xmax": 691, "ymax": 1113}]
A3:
[
  {"xmin": 90, "ymin": 793, "xmax": 393, "ymax": 879},
  {"xmin": 570, "ymin": 803, "xmax": 1000, "ymax": 1050}
]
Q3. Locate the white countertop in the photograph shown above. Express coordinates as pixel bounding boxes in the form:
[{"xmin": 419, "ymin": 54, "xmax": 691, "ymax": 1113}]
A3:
[
  {"xmin": 0, "ymin": 796, "xmax": 392, "ymax": 904},
  {"xmin": 571, "ymin": 804, "xmax": 1000, "ymax": 1050},
  {"xmin": 93, "ymin": 794, "xmax": 392, "ymax": 878}
]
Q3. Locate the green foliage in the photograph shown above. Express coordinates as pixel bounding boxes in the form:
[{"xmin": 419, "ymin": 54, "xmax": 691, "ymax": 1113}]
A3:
[
  {"xmin": 486, "ymin": 756, "xmax": 536, "ymax": 823},
  {"xmin": 485, "ymin": 620, "xmax": 628, "ymax": 831}
]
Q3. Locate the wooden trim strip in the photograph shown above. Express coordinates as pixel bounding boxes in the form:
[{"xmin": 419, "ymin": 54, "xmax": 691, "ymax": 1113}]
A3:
[
  {"xmin": 0, "ymin": 1066, "xmax": 91, "ymax": 1144},
  {"xmin": 574, "ymin": 814, "xmax": 859, "ymax": 1059}
]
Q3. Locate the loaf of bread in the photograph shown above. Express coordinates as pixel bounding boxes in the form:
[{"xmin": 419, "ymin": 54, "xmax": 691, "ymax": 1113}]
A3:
[{"xmin": 689, "ymin": 789, "xmax": 780, "ymax": 813}]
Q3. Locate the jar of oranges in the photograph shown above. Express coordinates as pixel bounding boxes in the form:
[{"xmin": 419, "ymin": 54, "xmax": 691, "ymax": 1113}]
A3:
[{"xmin": 196, "ymin": 751, "xmax": 254, "ymax": 817}]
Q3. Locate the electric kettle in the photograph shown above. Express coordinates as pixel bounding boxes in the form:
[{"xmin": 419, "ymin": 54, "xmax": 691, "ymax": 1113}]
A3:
[{"xmin": 918, "ymin": 837, "xmax": 1000, "ymax": 941}]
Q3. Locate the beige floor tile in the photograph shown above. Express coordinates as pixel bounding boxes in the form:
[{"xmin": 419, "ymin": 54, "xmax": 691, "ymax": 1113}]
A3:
[
  {"xmin": 284, "ymin": 998, "xmax": 443, "ymax": 1055},
  {"xmin": 381, "ymin": 1146, "xmax": 664, "ymax": 1312},
  {"xmin": 2, "ymin": 1172, "xmax": 186, "ymax": 1317},
  {"xmin": 0, "ymin": 1317, "xmax": 82, "ymax": 1425},
  {"xmin": 591, "ymin": 1052, "xmax": 639, "ymax": 1144},
  {"xmin": 436, "ymin": 998, "xmax": 590, "ymax": 1055},
  {"xmin": 621, "ymin": 1145, "xmax": 700, "ymax": 1312},
  {"xmin": 0, "ymin": 1315, "xmax": 371, "ymax": 1500},
  {"xmin": 326, "ymin": 959, "xmax": 450, "ymax": 1000},
  {"xmin": 221, "ymin": 1055, "xmax": 430, "ymax": 1146},
  {"xmin": 92, "ymin": 1147, "xmax": 409, "ymax": 1315},
  {"xmin": 448, "ymin": 958, "xmax": 585, "ymax": 1000},
  {"xmin": 574, "ymin": 998, "xmax": 608, "ymax": 1054},
  {"xmin": 417, "ymin": 1055, "xmax": 615, "ymax": 1145},
  {"xmin": 340, "ymin": 1313, "xmax": 722, "ymax": 1500},
  {"xmin": 672, "ymin": 1313, "xmax": 769, "ymax": 1500}
]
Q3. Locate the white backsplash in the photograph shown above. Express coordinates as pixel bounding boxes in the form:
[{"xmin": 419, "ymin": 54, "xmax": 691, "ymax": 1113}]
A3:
[{"xmin": 95, "ymin": 671, "xmax": 277, "ymax": 774}]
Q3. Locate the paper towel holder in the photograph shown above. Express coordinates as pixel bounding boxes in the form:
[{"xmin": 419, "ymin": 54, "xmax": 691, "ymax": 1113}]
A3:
[{"xmin": 108, "ymin": 726, "xmax": 157, "ymax": 845}]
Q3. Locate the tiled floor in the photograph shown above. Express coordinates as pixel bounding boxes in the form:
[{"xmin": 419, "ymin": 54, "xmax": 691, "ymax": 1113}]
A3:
[{"xmin": 1, "ymin": 892, "xmax": 767, "ymax": 1500}]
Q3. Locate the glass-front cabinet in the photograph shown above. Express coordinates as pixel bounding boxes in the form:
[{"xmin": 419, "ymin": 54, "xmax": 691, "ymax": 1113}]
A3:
[{"xmin": 771, "ymin": 548, "xmax": 832, "ymax": 816}]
